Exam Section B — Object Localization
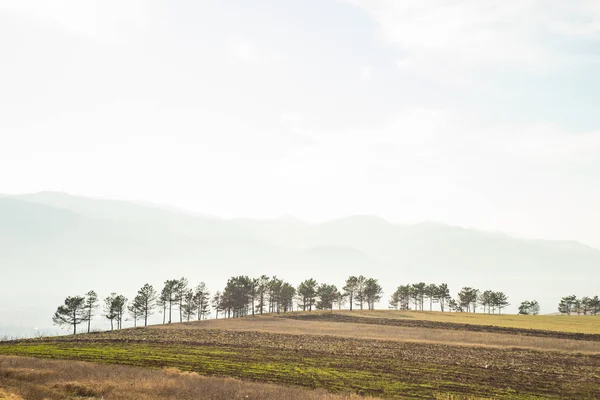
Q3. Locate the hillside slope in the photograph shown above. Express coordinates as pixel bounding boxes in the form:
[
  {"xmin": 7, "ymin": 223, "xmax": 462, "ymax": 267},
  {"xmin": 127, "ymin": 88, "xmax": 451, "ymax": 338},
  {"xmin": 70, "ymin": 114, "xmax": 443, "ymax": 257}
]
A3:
[{"xmin": 1, "ymin": 312, "xmax": 599, "ymax": 399}]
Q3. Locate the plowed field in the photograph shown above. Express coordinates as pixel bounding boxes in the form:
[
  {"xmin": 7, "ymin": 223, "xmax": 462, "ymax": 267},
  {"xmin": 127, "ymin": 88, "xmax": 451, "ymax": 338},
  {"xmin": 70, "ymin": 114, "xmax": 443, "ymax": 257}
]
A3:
[{"xmin": 1, "ymin": 321, "xmax": 599, "ymax": 399}]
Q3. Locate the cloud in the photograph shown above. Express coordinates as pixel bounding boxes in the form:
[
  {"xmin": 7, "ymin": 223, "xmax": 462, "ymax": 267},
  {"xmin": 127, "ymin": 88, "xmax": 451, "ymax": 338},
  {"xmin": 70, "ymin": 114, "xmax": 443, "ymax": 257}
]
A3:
[
  {"xmin": 343, "ymin": 0, "xmax": 600, "ymax": 74},
  {"xmin": 0, "ymin": 0, "xmax": 156, "ymax": 40}
]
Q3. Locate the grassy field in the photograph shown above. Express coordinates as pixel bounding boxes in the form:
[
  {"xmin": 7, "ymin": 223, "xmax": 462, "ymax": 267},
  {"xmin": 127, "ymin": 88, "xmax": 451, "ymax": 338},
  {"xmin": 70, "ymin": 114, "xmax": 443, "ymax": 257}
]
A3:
[
  {"xmin": 1, "ymin": 311, "xmax": 599, "ymax": 399},
  {"xmin": 0, "ymin": 356, "xmax": 369, "ymax": 400},
  {"xmin": 338, "ymin": 310, "xmax": 600, "ymax": 334}
]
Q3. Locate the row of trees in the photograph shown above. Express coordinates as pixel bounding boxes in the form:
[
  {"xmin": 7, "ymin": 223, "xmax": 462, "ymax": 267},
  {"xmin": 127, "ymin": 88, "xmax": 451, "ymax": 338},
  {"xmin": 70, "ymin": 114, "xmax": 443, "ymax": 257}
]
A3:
[
  {"xmin": 55, "ymin": 278, "xmax": 599, "ymax": 334},
  {"xmin": 210, "ymin": 275, "xmax": 384, "ymax": 318},
  {"xmin": 388, "ymin": 283, "xmax": 510, "ymax": 314},
  {"xmin": 52, "ymin": 275, "xmax": 384, "ymax": 333},
  {"xmin": 558, "ymin": 295, "xmax": 600, "ymax": 315}
]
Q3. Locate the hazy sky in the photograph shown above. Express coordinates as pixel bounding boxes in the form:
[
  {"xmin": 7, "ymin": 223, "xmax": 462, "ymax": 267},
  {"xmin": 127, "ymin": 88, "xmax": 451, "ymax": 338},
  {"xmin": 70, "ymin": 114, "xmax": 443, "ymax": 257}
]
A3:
[{"xmin": 2, "ymin": 1, "xmax": 600, "ymax": 247}]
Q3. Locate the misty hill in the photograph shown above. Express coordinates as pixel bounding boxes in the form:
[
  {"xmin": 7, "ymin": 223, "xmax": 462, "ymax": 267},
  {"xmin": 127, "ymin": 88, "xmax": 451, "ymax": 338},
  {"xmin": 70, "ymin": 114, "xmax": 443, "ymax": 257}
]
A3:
[{"xmin": 1, "ymin": 192, "xmax": 599, "ymax": 333}]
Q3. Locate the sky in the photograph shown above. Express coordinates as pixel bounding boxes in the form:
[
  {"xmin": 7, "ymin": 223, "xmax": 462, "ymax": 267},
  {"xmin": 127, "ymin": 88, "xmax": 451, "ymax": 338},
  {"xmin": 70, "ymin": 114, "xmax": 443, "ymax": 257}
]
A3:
[{"xmin": 1, "ymin": 0, "xmax": 600, "ymax": 247}]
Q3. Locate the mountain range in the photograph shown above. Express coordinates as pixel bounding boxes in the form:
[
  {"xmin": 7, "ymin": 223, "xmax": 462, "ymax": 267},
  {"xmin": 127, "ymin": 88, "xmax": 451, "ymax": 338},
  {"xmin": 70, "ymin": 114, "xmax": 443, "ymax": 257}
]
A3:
[{"xmin": 1, "ymin": 192, "xmax": 598, "ymax": 335}]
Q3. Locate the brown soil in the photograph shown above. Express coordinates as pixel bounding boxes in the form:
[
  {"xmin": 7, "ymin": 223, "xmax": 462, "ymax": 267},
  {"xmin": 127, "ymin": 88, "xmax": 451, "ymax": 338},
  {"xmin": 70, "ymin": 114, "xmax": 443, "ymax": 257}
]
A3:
[{"xmin": 281, "ymin": 313, "xmax": 600, "ymax": 341}]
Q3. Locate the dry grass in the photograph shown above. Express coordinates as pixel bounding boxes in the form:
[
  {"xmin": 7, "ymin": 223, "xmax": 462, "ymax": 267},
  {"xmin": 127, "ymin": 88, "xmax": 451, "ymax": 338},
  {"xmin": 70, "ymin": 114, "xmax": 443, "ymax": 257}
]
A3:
[
  {"xmin": 3, "ymin": 325, "xmax": 599, "ymax": 398},
  {"xmin": 333, "ymin": 309, "xmax": 600, "ymax": 334},
  {"xmin": 0, "ymin": 388, "xmax": 22, "ymax": 400},
  {"xmin": 162, "ymin": 315, "xmax": 600, "ymax": 353},
  {"xmin": 0, "ymin": 356, "xmax": 373, "ymax": 400},
  {"xmin": 3, "ymin": 311, "xmax": 598, "ymax": 399}
]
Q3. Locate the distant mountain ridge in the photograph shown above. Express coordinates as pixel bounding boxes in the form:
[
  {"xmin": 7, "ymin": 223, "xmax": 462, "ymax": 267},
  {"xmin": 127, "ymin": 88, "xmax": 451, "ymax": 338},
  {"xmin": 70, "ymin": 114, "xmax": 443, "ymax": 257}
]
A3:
[{"xmin": 1, "ymin": 192, "xmax": 598, "ymax": 333}]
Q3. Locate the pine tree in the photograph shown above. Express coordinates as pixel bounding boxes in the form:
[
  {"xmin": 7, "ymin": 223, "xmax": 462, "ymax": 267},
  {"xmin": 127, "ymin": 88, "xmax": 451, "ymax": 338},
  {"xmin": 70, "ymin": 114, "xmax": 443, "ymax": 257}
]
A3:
[
  {"xmin": 558, "ymin": 295, "xmax": 577, "ymax": 315},
  {"xmin": 343, "ymin": 276, "xmax": 359, "ymax": 311},
  {"xmin": 104, "ymin": 293, "xmax": 127, "ymax": 330},
  {"xmin": 435, "ymin": 283, "xmax": 450, "ymax": 312},
  {"xmin": 83, "ymin": 290, "xmax": 98, "ymax": 333},
  {"xmin": 297, "ymin": 279, "xmax": 318, "ymax": 311},
  {"xmin": 363, "ymin": 278, "xmax": 383, "ymax": 310},
  {"xmin": 131, "ymin": 283, "xmax": 158, "ymax": 327},
  {"xmin": 316, "ymin": 284, "xmax": 339, "ymax": 311},
  {"xmin": 193, "ymin": 282, "xmax": 210, "ymax": 321},
  {"xmin": 52, "ymin": 296, "xmax": 87, "ymax": 335}
]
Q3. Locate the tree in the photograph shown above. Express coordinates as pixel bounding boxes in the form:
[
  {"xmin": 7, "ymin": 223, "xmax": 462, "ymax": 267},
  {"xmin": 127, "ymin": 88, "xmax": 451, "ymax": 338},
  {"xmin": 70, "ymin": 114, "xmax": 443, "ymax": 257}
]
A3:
[
  {"xmin": 132, "ymin": 283, "xmax": 158, "ymax": 327},
  {"xmin": 343, "ymin": 276, "xmax": 359, "ymax": 311},
  {"xmin": 491, "ymin": 291, "xmax": 509, "ymax": 314},
  {"xmin": 471, "ymin": 289, "xmax": 481, "ymax": 313},
  {"xmin": 448, "ymin": 298, "xmax": 461, "ymax": 312},
  {"xmin": 280, "ymin": 282, "xmax": 296, "ymax": 312},
  {"xmin": 457, "ymin": 287, "xmax": 478, "ymax": 313},
  {"xmin": 363, "ymin": 278, "xmax": 383, "ymax": 310},
  {"xmin": 354, "ymin": 276, "xmax": 367, "ymax": 310},
  {"xmin": 212, "ymin": 291, "xmax": 222, "ymax": 319},
  {"xmin": 479, "ymin": 290, "xmax": 494, "ymax": 314},
  {"xmin": 335, "ymin": 291, "xmax": 347, "ymax": 310},
  {"xmin": 104, "ymin": 294, "xmax": 117, "ymax": 331},
  {"xmin": 193, "ymin": 282, "xmax": 210, "ymax": 321},
  {"xmin": 412, "ymin": 282, "xmax": 427, "ymax": 310},
  {"xmin": 104, "ymin": 293, "xmax": 127, "ymax": 330},
  {"xmin": 297, "ymin": 279, "xmax": 318, "ymax": 311},
  {"xmin": 181, "ymin": 289, "xmax": 196, "ymax": 322},
  {"xmin": 128, "ymin": 300, "xmax": 141, "ymax": 327},
  {"xmin": 316, "ymin": 284, "xmax": 339, "ymax": 311},
  {"xmin": 435, "ymin": 283, "xmax": 450, "ymax": 312},
  {"xmin": 248, "ymin": 278, "xmax": 258, "ymax": 317},
  {"xmin": 573, "ymin": 298, "xmax": 583, "ymax": 315},
  {"xmin": 389, "ymin": 288, "xmax": 400, "ymax": 310},
  {"xmin": 113, "ymin": 294, "xmax": 127, "ymax": 329},
  {"xmin": 255, "ymin": 275, "xmax": 270, "ymax": 315},
  {"xmin": 175, "ymin": 277, "xmax": 189, "ymax": 323},
  {"xmin": 582, "ymin": 297, "xmax": 593, "ymax": 315},
  {"xmin": 590, "ymin": 296, "xmax": 600, "ymax": 315},
  {"xmin": 424, "ymin": 284, "xmax": 438, "ymax": 311},
  {"xmin": 518, "ymin": 300, "xmax": 540, "ymax": 315},
  {"xmin": 390, "ymin": 285, "xmax": 414, "ymax": 310},
  {"xmin": 162, "ymin": 279, "xmax": 180, "ymax": 323},
  {"xmin": 268, "ymin": 277, "xmax": 284, "ymax": 314},
  {"xmin": 52, "ymin": 296, "xmax": 87, "ymax": 335},
  {"xmin": 221, "ymin": 275, "xmax": 253, "ymax": 317},
  {"xmin": 157, "ymin": 287, "xmax": 168, "ymax": 324},
  {"xmin": 83, "ymin": 290, "xmax": 98, "ymax": 333},
  {"xmin": 558, "ymin": 295, "xmax": 577, "ymax": 315}
]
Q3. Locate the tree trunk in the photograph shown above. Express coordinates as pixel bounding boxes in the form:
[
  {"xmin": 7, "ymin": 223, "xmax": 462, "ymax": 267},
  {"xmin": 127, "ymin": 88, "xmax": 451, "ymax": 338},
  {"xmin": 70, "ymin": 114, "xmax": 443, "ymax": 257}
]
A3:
[{"xmin": 87, "ymin": 306, "xmax": 91, "ymax": 333}]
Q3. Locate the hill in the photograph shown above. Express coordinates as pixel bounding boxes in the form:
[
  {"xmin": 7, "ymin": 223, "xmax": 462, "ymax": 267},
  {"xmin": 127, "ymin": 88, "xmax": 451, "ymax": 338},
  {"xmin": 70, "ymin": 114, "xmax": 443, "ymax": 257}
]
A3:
[
  {"xmin": 1, "ymin": 192, "xmax": 599, "ymax": 332},
  {"xmin": 1, "ymin": 310, "xmax": 599, "ymax": 399}
]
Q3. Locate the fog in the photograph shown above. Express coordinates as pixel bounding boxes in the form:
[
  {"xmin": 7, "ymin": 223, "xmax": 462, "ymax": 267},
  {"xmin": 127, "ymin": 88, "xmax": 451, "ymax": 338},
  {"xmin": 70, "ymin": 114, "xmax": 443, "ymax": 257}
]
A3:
[{"xmin": 1, "ymin": 1, "xmax": 599, "ymax": 335}]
